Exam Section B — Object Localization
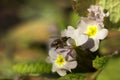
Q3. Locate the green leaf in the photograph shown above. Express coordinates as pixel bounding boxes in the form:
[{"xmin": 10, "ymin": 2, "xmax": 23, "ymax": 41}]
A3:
[
  {"xmin": 96, "ymin": 56, "xmax": 120, "ymax": 80},
  {"xmin": 96, "ymin": 0, "xmax": 120, "ymax": 29},
  {"xmin": 69, "ymin": 12, "xmax": 80, "ymax": 27},
  {"xmin": 12, "ymin": 61, "xmax": 52, "ymax": 75},
  {"xmin": 93, "ymin": 56, "xmax": 109, "ymax": 69},
  {"xmin": 98, "ymin": 0, "xmax": 120, "ymax": 23},
  {"xmin": 73, "ymin": 0, "xmax": 120, "ymax": 29},
  {"xmin": 57, "ymin": 16, "xmax": 67, "ymax": 31},
  {"xmin": 57, "ymin": 73, "xmax": 89, "ymax": 80}
]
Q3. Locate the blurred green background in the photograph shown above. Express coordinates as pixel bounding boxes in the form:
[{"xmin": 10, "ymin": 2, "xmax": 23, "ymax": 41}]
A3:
[
  {"xmin": 0, "ymin": 0, "xmax": 76, "ymax": 79},
  {"xmin": 0, "ymin": 0, "xmax": 120, "ymax": 80}
]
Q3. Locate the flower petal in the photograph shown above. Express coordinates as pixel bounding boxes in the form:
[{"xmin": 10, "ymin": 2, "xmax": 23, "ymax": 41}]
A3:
[
  {"xmin": 77, "ymin": 17, "xmax": 101, "ymax": 34},
  {"xmin": 57, "ymin": 69, "xmax": 67, "ymax": 76},
  {"xmin": 90, "ymin": 39, "xmax": 99, "ymax": 52},
  {"xmin": 49, "ymin": 48, "xmax": 57, "ymax": 59},
  {"xmin": 61, "ymin": 26, "xmax": 75, "ymax": 37},
  {"xmin": 69, "ymin": 49, "xmax": 77, "ymax": 58},
  {"xmin": 87, "ymin": 5, "xmax": 107, "ymax": 23},
  {"xmin": 61, "ymin": 29, "xmax": 67, "ymax": 37},
  {"xmin": 81, "ymin": 38, "xmax": 94, "ymax": 49},
  {"xmin": 75, "ymin": 34, "xmax": 88, "ymax": 46},
  {"xmin": 52, "ymin": 64, "xmax": 58, "ymax": 72},
  {"xmin": 77, "ymin": 17, "xmax": 88, "ymax": 33},
  {"xmin": 68, "ymin": 26, "xmax": 75, "ymax": 30},
  {"xmin": 67, "ymin": 38, "xmax": 75, "ymax": 46},
  {"xmin": 66, "ymin": 55, "xmax": 75, "ymax": 61},
  {"xmin": 56, "ymin": 48, "xmax": 70, "ymax": 57},
  {"xmin": 66, "ymin": 61, "xmax": 77, "ymax": 69},
  {"xmin": 46, "ymin": 57, "xmax": 52, "ymax": 63},
  {"xmin": 96, "ymin": 29, "xmax": 108, "ymax": 40}
]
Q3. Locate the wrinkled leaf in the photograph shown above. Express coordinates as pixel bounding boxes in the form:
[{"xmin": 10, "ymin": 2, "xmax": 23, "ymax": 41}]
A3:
[
  {"xmin": 12, "ymin": 61, "xmax": 52, "ymax": 75},
  {"xmin": 96, "ymin": 56, "xmax": 120, "ymax": 80},
  {"xmin": 98, "ymin": 0, "xmax": 120, "ymax": 23}
]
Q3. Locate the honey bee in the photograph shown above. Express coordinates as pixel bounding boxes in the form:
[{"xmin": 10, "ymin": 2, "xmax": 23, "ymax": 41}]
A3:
[{"xmin": 51, "ymin": 37, "xmax": 69, "ymax": 48}]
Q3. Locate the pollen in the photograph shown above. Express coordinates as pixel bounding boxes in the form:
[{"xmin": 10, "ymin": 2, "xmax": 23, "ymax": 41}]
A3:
[
  {"xmin": 55, "ymin": 54, "xmax": 66, "ymax": 68},
  {"xmin": 86, "ymin": 25, "xmax": 98, "ymax": 38}
]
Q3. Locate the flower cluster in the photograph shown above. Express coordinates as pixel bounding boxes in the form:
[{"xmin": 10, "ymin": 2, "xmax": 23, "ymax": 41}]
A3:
[
  {"xmin": 46, "ymin": 47, "xmax": 77, "ymax": 76},
  {"xmin": 47, "ymin": 5, "xmax": 109, "ymax": 76}
]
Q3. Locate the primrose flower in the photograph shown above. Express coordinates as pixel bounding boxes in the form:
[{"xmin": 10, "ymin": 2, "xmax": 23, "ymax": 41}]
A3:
[
  {"xmin": 77, "ymin": 17, "xmax": 108, "ymax": 52},
  {"xmin": 47, "ymin": 48, "xmax": 77, "ymax": 76},
  {"xmin": 61, "ymin": 26, "xmax": 88, "ymax": 46},
  {"xmin": 87, "ymin": 5, "xmax": 109, "ymax": 27}
]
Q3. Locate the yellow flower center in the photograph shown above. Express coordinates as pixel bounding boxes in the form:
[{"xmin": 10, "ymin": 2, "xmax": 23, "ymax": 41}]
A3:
[
  {"xmin": 85, "ymin": 25, "xmax": 98, "ymax": 38},
  {"xmin": 55, "ymin": 54, "xmax": 66, "ymax": 68}
]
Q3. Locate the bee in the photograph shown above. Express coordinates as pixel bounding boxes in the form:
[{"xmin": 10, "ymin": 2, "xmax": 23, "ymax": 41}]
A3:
[{"xmin": 51, "ymin": 37, "xmax": 69, "ymax": 48}]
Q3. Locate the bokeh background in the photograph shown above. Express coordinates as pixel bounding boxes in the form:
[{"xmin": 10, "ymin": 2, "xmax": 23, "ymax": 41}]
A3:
[
  {"xmin": 0, "ymin": 0, "xmax": 76, "ymax": 79},
  {"xmin": 0, "ymin": 0, "xmax": 120, "ymax": 80}
]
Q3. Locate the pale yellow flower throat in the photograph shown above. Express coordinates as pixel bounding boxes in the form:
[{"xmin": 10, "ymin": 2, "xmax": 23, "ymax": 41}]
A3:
[
  {"xmin": 55, "ymin": 54, "xmax": 66, "ymax": 68},
  {"xmin": 86, "ymin": 25, "xmax": 98, "ymax": 38}
]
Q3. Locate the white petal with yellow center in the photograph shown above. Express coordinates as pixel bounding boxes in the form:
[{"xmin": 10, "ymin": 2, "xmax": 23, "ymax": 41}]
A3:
[
  {"xmin": 55, "ymin": 54, "xmax": 66, "ymax": 68},
  {"xmin": 85, "ymin": 25, "xmax": 98, "ymax": 38}
]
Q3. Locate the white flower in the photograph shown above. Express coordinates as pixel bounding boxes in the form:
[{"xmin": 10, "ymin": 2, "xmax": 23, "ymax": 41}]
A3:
[
  {"xmin": 88, "ymin": 5, "xmax": 109, "ymax": 22},
  {"xmin": 61, "ymin": 26, "xmax": 88, "ymax": 46},
  {"xmin": 77, "ymin": 17, "xmax": 108, "ymax": 52},
  {"xmin": 87, "ymin": 5, "xmax": 109, "ymax": 27},
  {"xmin": 46, "ymin": 48, "xmax": 77, "ymax": 76}
]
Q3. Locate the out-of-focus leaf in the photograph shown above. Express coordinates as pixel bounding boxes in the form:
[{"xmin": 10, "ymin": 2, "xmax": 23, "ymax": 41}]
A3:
[
  {"xmin": 96, "ymin": 56, "xmax": 120, "ymax": 80},
  {"xmin": 12, "ymin": 61, "xmax": 52, "ymax": 75},
  {"xmin": 57, "ymin": 73, "xmax": 89, "ymax": 80},
  {"xmin": 57, "ymin": 16, "xmax": 67, "ymax": 31},
  {"xmin": 57, "ymin": 11, "xmax": 80, "ymax": 31},
  {"xmin": 100, "ymin": 30, "xmax": 120, "ymax": 55},
  {"xmin": 69, "ymin": 11, "xmax": 80, "ymax": 27},
  {"xmin": 19, "ymin": 0, "xmax": 58, "ymax": 21},
  {"xmin": 5, "ymin": 20, "xmax": 50, "ymax": 49}
]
